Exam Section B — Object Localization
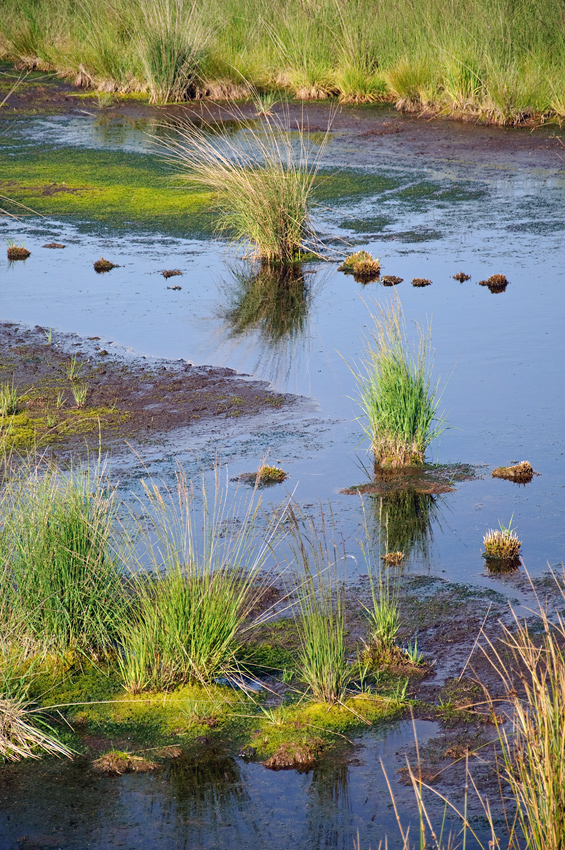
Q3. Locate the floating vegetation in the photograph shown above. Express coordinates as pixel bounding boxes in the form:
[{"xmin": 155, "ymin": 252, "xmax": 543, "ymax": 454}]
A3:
[
  {"xmin": 93, "ymin": 751, "xmax": 158, "ymax": 775},
  {"xmin": 412, "ymin": 277, "xmax": 431, "ymax": 287},
  {"xmin": 167, "ymin": 284, "xmax": 182, "ymax": 290},
  {"xmin": 7, "ymin": 243, "xmax": 30, "ymax": 260},
  {"xmin": 42, "ymin": 242, "xmax": 65, "ymax": 249},
  {"xmin": 162, "ymin": 269, "xmax": 182, "ymax": 278},
  {"xmin": 355, "ymin": 300, "xmax": 447, "ymax": 468},
  {"xmin": 483, "ymin": 519, "xmax": 522, "ymax": 570},
  {"xmin": 338, "ymin": 251, "xmax": 381, "ymax": 282},
  {"xmin": 93, "ymin": 257, "xmax": 117, "ymax": 273},
  {"xmin": 453, "ymin": 271, "xmax": 471, "ymax": 282},
  {"xmin": 479, "ymin": 273, "xmax": 509, "ymax": 293},
  {"xmin": 381, "ymin": 275, "xmax": 403, "ymax": 286},
  {"xmin": 257, "ymin": 464, "xmax": 287, "ymax": 484},
  {"xmin": 492, "ymin": 460, "xmax": 535, "ymax": 483},
  {"xmin": 381, "ymin": 551, "xmax": 404, "ymax": 567}
]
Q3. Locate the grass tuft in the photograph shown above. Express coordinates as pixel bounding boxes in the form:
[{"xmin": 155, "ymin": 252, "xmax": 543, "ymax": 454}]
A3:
[
  {"xmin": 355, "ymin": 300, "xmax": 446, "ymax": 467},
  {"xmin": 162, "ymin": 107, "xmax": 328, "ymax": 264}
]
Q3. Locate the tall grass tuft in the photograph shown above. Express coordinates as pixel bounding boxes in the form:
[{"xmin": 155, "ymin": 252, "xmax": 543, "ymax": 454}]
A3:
[
  {"xmin": 356, "ymin": 300, "xmax": 446, "ymax": 468},
  {"xmin": 291, "ymin": 514, "xmax": 351, "ymax": 704},
  {"xmin": 162, "ymin": 108, "xmax": 328, "ymax": 264},
  {"xmin": 133, "ymin": 0, "xmax": 209, "ymax": 103},
  {"xmin": 0, "ymin": 463, "xmax": 126, "ymax": 655},
  {"xmin": 118, "ymin": 471, "xmax": 280, "ymax": 692}
]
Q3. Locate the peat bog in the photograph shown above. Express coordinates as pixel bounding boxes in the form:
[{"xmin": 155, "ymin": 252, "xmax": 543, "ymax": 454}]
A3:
[{"xmin": 0, "ymin": 68, "xmax": 564, "ymax": 850}]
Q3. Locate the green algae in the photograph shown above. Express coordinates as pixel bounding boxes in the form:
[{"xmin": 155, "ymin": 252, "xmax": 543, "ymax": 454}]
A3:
[
  {"xmin": 0, "ymin": 405, "xmax": 130, "ymax": 450},
  {"xmin": 0, "ymin": 144, "xmax": 214, "ymax": 235}
]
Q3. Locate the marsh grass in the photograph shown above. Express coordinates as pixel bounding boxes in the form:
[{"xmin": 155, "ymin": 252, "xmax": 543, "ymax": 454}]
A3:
[
  {"xmin": 483, "ymin": 519, "xmax": 521, "ymax": 564},
  {"xmin": 0, "ymin": 381, "xmax": 20, "ymax": 416},
  {"xmin": 162, "ymin": 107, "xmax": 328, "ymax": 264},
  {"xmin": 132, "ymin": 0, "xmax": 209, "ymax": 103},
  {"xmin": 118, "ymin": 472, "xmax": 281, "ymax": 691},
  {"xmin": 356, "ymin": 300, "xmax": 446, "ymax": 468},
  {"xmin": 290, "ymin": 514, "xmax": 351, "ymax": 704},
  {"xmin": 0, "ymin": 463, "xmax": 126, "ymax": 655}
]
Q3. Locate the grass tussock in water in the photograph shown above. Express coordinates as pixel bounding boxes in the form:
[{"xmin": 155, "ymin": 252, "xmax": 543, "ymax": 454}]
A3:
[
  {"xmin": 1, "ymin": 0, "xmax": 565, "ymax": 123},
  {"xmin": 162, "ymin": 108, "xmax": 326, "ymax": 264},
  {"xmin": 355, "ymin": 300, "xmax": 446, "ymax": 468}
]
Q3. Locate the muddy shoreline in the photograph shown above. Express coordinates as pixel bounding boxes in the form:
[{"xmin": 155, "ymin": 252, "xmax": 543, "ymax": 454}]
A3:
[
  {"xmin": 0, "ymin": 320, "xmax": 297, "ymax": 455},
  {"xmin": 3, "ymin": 71, "xmax": 564, "ymax": 174}
]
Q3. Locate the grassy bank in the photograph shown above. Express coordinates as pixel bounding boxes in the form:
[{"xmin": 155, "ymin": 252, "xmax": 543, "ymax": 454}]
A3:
[{"xmin": 1, "ymin": 0, "xmax": 564, "ymax": 124}]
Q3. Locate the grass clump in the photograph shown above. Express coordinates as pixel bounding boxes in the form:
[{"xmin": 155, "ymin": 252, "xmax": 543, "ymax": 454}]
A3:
[
  {"xmin": 6, "ymin": 243, "xmax": 30, "ymax": 260},
  {"xmin": 355, "ymin": 300, "xmax": 446, "ymax": 468},
  {"xmin": 0, "ymin": 696, "xmax": 72, "ymax": 762},
  {"xmin": 257, "ymin": 464, "xmax": 287, "ymax": 484},
  {"xmin": 0, "ymin": 382, "xmax": 20, "ymax": 416},
  {"xmin": 338, "ymin": 250, "xmax": 381, "ymax": 282},
  {"xmin": 0, "ymin": 463, "xmax": 126, "ymax": 655},
  {"xmin": 162, "ymin": 108, "xmax": 327, "ymax": 265},
  {"xmin": 482, "ymin": 518, "xmax": 521, "ymax": 565},
  {"xmin": 118, "ymin": 473, "xmax": 279, "ymax": 692},
  {"xmin": 291, "ymin": 519, "xmax": 352, "ymax": 705}
]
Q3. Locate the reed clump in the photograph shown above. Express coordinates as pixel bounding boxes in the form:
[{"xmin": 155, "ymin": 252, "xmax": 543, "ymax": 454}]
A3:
[
  {"xmin": 162, "ymin": 109, "xmax": 326, "ymax": 265},
  {"xmin": 356, "ymin": 300, "xmax": 446, "ymax": 468},
  {"xmin": 338, "ymin": 251, "xmax": 381, "ymax": 282}
]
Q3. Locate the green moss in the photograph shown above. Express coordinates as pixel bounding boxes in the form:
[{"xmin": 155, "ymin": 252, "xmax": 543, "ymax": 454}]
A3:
[
  {"xmin": 0, "ymin": 404, "xmax": 130, "ymax": 450},
  {"xmin": 0, "ymin": 145, "xmax": 214, "ymax": 235}
]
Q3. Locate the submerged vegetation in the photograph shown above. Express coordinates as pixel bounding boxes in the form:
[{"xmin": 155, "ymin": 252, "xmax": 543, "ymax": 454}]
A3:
[
  {"xmin": 1, "ymin": 0, "xmax": 564, "ymax": 124},
  {"xmin": 355, "ymin": 300, "xmax": 446, "ymax": 468}
]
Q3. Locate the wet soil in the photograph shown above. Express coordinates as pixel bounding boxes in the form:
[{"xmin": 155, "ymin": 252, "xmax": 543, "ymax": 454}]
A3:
[
  {"xmin": 3, "ymin": 70, "xmax": 565, "ymax": 173},
  {"xmin": 0, "ymin": 321, "xmax": 295, "ymax": 455}
]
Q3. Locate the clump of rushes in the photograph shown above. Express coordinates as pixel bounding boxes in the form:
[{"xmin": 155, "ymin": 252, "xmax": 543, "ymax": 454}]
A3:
[
  {"xmin": 292, "ymin": 518, "xmax": 352, "ymax": 704},
  {"xmin": 362, "ymin": 563, "xmax": 400, "ymax": 665},
  {"xmin": 7, "ymin": 243, "xmax": 30, "ymax": 260},
  {"xmin": 412, "ymin": 278, "xmax": 431, "ymax": 287},
  {"xmin": 483, "ymin": 518, "xmax": 521, "ymax": 566},
  {"xmin": 0, "ymin": 382, "xmax": 20, "ymax": 416},
  {"xmin": 133, "ymin": 0, "xmax": 209, "ymax": 104},
  {"xmin": 0, "ymin": 464, "xmax": 126, "ymax": 655},
  {"xmin": 338, "ymin": 251, "xmax": 381, "ymax": 282},
  {"xmin": 257, "ymin": 465, "xmax": 287, "ymax": 484},
  {"xmin": 453, "ymin": 271, "xmax": 471, "ymax": 282},
  {"xmin": 93, "ymin": 257, "xmax": 116, "ymax": 273},
  {"xmin": 356, "ymin": 300, "xmax": 446, "ymax": 468},
  {"xmin": 162, "ymin": 107, "xmax": 328, "ymax": 265},
  {"xmin": 118, "ymin": 472, "xmax": 279, "ymax": 692}
]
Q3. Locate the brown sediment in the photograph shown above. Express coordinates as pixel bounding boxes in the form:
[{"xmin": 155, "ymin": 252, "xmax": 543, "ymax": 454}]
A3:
[
  {"xmin": 453, "ymin": 272, "xmax": 471, "ymax": 282},
  {"xmin": 93, "ymin": 257, "xmax": 117, "ymax": 273},
  {"xmin": 42, "ymin": 242, "xmax": 66, "ymax": 249},
  {"xmin": 492, "ymin": 461, "xmax": 535, "ymax": 483},
  {"xmin": 381, "ymin": 275, "xmax": 403, "ymax": 286},
  {"xmin": 412, "ymin": 278, "xmax": 431, "ymax": 287},
  {"xmin": 264, "ymin": 738, "xmax": 324, "ymax": 771},
  {"xmin": 0, "ymin": 321, "xmax": 296, "ymax": 456},
  {"xmin": 163, "ymin": 269, "xmax": 182, "ymax": 279},
  {"xmin": 7, "ymin": 246, "xmax": 30, "ymax": 260}
]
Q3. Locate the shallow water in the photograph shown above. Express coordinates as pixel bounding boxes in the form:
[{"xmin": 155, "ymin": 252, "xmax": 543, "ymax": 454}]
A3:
[
  {"xmin": 0, "ymin": 103, "xmax": 564, "ymax": 849},
  {"xmin": 2, "ymin": 108, "xmax": 564, "ymax": 588}
]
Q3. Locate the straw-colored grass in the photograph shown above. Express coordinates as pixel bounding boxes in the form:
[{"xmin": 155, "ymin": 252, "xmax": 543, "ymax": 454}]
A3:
[
  {"xmin": 355, "ymin": 300, "xmax": 446, "ymax": 468},
  {"xmin": 483, "ymin": 519, "xmax": 521, "ymax": 562},
  {"xmin": 162, "ymin": 107, "xmax": 327, "ymax": 264}
]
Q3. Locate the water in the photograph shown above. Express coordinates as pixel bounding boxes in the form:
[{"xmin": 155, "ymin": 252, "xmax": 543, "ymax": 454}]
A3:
[{"xmin": 0, "ymin": 103, "xmax": 563, "ymax": 848}]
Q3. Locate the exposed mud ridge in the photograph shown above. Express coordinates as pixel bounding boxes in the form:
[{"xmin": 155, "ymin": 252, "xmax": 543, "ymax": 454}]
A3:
[
  {"xmin": 0, "ymin": 322, "xmax": 296, "ymax": 455},
  {"xmin": 342, "ymin": 463, "xmax": 479, "ymax": 496}
]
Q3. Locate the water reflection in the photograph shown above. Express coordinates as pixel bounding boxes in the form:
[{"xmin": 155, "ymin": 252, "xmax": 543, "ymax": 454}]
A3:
[
  {"xmin": 221, "ymin": 261, "xmax": 318, "ymax": 381},
  {"xmin": 371, "ymin": 489, "xmax": 445, "ymax": 561},
  {"xmin": 306, "ymin": 761, "xmax": 354, "ymax": 849}
]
